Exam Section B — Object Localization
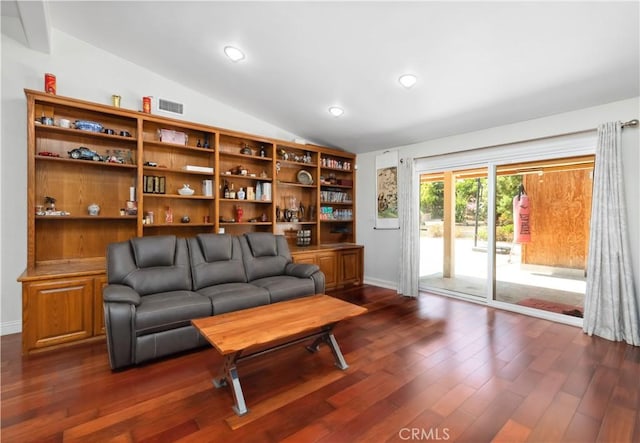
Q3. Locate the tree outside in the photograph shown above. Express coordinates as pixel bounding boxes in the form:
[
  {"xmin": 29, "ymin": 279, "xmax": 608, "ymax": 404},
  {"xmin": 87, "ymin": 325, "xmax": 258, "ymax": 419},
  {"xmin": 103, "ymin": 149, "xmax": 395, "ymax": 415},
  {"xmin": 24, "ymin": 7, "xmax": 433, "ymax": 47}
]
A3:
[{"xmin": 420, "ymin": 175, "xmax": 522, "ymax": 242}]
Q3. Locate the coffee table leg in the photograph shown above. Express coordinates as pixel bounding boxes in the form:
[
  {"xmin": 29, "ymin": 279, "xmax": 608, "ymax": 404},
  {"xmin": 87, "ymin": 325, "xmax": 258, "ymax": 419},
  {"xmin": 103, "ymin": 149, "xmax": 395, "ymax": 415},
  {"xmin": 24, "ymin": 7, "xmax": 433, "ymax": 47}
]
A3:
[
  {"xmin": 326, "ymin": 332, "xmax": 349, "ymax": 370},
  {"xmin": 213, "ymin": 352, "xmax": 248, "ymax": 416},
  {"xmin": 306, "ymin": 329, "xmax": 349, "ymax": 371}
]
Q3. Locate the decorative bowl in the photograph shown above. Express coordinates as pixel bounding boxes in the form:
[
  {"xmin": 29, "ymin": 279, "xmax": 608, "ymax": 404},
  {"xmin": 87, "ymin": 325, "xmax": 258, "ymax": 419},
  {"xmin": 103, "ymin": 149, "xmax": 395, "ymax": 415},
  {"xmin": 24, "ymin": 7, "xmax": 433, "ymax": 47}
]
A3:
[
  {"xmin": 297, "ymin": 169, "xmax": 313, "ymax": 185},
  {"xmin": 178, "ymin": 185, "xmax": 195, "ymax": 196},
  {"xmin": 75, "ymin": 120, "xmax": 103, "ymax": 132}
]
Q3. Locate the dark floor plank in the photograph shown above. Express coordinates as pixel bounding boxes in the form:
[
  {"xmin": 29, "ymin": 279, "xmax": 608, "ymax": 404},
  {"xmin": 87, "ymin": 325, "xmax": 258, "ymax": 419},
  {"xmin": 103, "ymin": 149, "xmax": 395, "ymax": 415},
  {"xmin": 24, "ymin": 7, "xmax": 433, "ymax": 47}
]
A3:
[{"xmin": 2, "ymin": 285, "xmax": 638, "ymax": 442}]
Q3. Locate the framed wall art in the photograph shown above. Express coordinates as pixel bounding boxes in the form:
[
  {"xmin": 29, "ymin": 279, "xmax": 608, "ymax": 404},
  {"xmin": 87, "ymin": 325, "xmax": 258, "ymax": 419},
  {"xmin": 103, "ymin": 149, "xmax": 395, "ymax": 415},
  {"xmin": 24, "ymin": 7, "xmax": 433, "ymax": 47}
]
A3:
[{"xmin": 375, "ymin": 150, "xmax": 399, "ymax": 229}]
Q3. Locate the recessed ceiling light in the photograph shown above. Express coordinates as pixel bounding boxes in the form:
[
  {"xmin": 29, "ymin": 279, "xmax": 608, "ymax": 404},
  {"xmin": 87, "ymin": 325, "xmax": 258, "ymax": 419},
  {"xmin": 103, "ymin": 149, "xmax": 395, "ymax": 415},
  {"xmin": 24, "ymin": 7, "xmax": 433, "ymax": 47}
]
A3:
[
  {"xmin": 398, "ymin": 74, "xmax": 417, "ymax": 89},
  {"xmin": 328, "ymin": 106, "xmax": 344, "ymax": 117},
  {"xmin": 224, "ymin": 46, "xmax": 245, "ymax": 62}
]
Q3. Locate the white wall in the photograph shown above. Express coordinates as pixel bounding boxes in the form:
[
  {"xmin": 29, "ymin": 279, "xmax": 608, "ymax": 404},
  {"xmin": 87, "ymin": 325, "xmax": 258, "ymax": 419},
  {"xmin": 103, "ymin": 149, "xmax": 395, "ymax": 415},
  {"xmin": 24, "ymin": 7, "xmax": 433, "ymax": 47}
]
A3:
[
  {"xmin": 0, "ymin": 26, "xmax": 302, "ymax": 334},
  {"xmin": 356, "ymin": 97, "xmax": 640, "ymax": 292}
]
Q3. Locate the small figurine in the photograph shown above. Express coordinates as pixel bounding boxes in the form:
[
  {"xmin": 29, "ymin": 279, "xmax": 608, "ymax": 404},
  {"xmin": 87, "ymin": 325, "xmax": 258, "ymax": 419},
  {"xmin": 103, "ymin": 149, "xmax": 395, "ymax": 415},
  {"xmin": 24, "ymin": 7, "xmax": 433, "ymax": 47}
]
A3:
[
  {"xmin": 87, "ymin": 203, "xmax": 100, "ymax": 216},
  {"xmin": 45, "ymin": 196, "xmax": 56, "ymax": 212}
]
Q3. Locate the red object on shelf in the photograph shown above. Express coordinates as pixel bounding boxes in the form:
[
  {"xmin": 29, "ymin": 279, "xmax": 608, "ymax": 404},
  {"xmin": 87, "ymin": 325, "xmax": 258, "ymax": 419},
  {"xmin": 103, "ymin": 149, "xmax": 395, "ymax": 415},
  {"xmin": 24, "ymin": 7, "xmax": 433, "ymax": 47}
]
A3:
[
  {"xmin": 236, "ymin": 206, "xmax": 243, "ymax": 223},
  {"xmin": 44, "ymin": 73, "xmax": 56, "ymax": 94},
  {"xmin": 142, "ymin": 96, "xmax": 151, "ymax": 113}
]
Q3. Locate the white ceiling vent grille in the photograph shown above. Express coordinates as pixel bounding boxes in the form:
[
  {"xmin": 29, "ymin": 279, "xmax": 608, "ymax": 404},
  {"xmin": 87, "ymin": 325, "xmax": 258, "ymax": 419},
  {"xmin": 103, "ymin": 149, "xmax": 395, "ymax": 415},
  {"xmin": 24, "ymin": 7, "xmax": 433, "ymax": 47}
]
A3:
[{"xmin": 156, "ymin": 98, "xmax": 184, "ymax": 115}]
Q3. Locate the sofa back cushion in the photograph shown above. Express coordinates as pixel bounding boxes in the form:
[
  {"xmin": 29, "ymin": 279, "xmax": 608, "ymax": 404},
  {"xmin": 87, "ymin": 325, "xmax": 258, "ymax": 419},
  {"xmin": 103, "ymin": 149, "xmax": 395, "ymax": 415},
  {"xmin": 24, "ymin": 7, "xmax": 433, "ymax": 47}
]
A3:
[
  {"xmin": 188, "ymin": 234, "xmax": 247, "ymax": 290},
  {"xmin": 107, "ymin": 236, "xmax": 192, "ymax": 295},
  {"xmin": 240, "ymin": 233, "xmax": 291, "ymax": 281},
  {"xmin": 132, "ymin": 235, "xmax": 176, "ymax": 268},
  {"xmin": 245, "ymin": 232, "xmax": 278, "ymax": 257}
]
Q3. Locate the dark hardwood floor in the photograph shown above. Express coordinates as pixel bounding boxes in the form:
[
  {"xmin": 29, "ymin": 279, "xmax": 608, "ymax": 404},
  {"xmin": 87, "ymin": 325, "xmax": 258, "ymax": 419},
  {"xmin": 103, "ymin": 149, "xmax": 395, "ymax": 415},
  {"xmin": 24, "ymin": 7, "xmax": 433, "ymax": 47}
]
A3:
[{"xmin": 2, "ymin": 285, "xmax": 639, "ymax": 442}]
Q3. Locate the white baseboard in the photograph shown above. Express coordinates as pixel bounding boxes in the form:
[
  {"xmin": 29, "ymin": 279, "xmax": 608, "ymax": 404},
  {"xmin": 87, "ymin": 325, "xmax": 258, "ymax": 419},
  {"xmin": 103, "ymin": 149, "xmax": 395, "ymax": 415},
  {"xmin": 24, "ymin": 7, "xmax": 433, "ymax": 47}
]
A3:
[
  {"xmin": 363, "ymin": 276, "xmax": 397, "ymax": 291},
  {"xmin": 1, "ymin": 320, "xmax": 22, "ymax": 336}
]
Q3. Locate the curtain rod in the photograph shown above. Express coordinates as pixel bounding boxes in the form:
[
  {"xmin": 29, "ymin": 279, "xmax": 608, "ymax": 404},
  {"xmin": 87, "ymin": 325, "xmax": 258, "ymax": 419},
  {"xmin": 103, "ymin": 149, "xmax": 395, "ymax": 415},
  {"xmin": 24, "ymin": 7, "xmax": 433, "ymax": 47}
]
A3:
[{"xmin": 622, "ymin": 119, "xmax": 638, "ymax": 128}]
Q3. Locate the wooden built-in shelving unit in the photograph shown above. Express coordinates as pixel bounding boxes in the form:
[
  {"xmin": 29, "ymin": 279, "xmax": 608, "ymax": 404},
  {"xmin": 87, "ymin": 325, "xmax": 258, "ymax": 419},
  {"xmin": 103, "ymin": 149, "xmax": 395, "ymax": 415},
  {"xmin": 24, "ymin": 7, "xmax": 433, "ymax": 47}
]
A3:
[{"xmin": 19, "ymin": 89, "xmax": 361, "ymax": 354}]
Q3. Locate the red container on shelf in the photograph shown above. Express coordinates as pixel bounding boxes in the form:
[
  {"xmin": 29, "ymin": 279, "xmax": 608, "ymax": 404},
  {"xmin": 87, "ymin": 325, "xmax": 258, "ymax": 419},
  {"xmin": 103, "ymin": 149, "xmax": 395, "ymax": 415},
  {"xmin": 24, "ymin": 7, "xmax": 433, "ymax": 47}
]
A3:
[
  {"xmin": 44, "ymin": 73, "xmax": 56, "ymax": 94},
  {"xmin": 142, "ymin": 96, "xmax": 151, "ymax": 113}
]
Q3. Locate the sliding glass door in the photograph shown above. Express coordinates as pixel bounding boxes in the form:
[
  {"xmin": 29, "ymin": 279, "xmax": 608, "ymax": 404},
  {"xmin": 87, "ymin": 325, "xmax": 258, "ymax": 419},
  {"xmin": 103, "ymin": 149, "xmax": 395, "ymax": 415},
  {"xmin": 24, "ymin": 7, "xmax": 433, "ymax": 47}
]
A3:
[
  {"xmin": 419, "ymin": 168, "xmax": 488, "ymax": 298},
  {"xmin": 418, "ymin": 147, "xmax": 595, "ymax": 321},
  {"xmin": 494, "ymin": 156, "xmax": 594, "ymax": 318}
]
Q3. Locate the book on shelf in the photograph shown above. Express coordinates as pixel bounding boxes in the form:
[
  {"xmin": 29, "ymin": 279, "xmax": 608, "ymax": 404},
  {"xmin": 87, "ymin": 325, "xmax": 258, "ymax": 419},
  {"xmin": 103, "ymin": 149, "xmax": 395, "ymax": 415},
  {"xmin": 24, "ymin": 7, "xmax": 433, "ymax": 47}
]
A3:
[{"xmin": 182, "ymin": 165, "xmax": 214, "ymax": 173}]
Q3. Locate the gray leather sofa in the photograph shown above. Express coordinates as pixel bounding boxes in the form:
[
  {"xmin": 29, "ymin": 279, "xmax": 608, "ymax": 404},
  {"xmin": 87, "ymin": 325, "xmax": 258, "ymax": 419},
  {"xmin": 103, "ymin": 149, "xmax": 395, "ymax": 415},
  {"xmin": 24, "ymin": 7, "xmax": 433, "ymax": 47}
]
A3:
[{"xmin": 103, "ymin": 232, "xmax": 324, "ymax": 370}]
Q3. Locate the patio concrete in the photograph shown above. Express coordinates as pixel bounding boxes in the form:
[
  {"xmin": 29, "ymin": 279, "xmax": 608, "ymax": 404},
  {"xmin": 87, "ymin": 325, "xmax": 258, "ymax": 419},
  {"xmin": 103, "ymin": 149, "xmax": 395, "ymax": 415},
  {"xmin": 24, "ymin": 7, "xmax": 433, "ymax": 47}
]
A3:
[{"xmin": 419, "ymin": 234, "xmax": 586, "ymax": 309}]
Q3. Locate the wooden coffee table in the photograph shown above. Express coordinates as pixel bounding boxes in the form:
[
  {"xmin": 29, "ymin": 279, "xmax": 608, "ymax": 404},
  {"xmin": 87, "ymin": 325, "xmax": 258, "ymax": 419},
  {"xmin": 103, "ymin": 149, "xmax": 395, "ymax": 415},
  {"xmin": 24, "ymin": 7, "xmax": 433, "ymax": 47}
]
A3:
[{"xmin": 192, "ymin": 294, "xmax": 367, "ymax": 416}]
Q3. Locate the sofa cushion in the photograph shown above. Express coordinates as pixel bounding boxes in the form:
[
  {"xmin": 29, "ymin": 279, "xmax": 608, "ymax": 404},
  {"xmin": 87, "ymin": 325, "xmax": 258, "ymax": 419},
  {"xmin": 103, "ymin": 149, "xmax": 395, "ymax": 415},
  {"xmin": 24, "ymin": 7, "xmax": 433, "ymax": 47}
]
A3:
[
  {"xmin": 198, "ymin": 233, "xmax": 233, "ymax": 262},
  {"xmin": 108, "ymin": 236, "xmax": 192, "ymax": 295},
  {"xmin": 239, "ymin": 234, "xmax": 290, "ymax": 281},
  {"xmin": 250, "ymin": 275, "xmax": 316, "ymax": 303},
  {"xmin": 135, "ymin": 290, "xmax": 212, "ymax": 336},
  {"xmin": 124, "ymin": 266, "xmax": 193, "ymax": 297},
  {"xmin": 244, "ymin": 232, "xmax": 278, "ymax": 257},
  {"xmin": 197, "ymin": 283, "xmax": 270, "ymax": 315},
  {"xmin": 188, "ymin": 235, "xmax": 247, "ymax": 289},
  {"xmin": 131, "ymin": 236, "xmax": 176, "ymax": 268}
]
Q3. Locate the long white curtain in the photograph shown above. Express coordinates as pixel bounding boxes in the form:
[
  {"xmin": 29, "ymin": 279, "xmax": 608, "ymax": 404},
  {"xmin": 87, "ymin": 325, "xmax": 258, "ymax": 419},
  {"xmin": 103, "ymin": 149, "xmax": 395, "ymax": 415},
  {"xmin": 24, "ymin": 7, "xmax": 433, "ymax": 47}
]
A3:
[
  {"xmin": 398, "ymin": 157, "xmax": 419, "ymax": 297},
  {"xmin": 584, "ymin": 122, "xmax": 639, "ymax": 346}
]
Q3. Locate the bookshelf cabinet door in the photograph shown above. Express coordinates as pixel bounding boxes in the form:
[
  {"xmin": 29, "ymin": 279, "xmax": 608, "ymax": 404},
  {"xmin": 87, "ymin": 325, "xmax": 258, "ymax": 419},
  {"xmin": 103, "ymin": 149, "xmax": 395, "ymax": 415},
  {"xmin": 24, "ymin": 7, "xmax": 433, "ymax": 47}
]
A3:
[
  {"xmin": 317, "ymin": 252, "xmax": 339, "ymax": 290},
  {"xmin": 339, "ymin": 248, "xmax": 363, "ymax": 286},
  {"xmin": 23, "ymin": 277, "xmax": 94, "ymax": 353}
]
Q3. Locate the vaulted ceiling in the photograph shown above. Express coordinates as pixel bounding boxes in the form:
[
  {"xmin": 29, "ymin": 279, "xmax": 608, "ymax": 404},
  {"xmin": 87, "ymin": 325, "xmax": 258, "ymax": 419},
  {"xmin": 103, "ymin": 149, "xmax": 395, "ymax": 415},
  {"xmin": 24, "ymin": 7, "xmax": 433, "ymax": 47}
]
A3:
[{"xmin": 3, "ymin": 1, "xmax": 639, "ymax": 153}]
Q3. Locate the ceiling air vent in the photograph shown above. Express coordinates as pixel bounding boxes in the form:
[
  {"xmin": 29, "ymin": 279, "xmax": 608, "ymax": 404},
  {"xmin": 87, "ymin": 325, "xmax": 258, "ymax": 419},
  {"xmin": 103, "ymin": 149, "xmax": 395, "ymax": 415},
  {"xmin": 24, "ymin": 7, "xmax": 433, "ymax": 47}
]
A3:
[{"xmin": 156, "ymin": 98, "xmax": 184, "ymax": 115}]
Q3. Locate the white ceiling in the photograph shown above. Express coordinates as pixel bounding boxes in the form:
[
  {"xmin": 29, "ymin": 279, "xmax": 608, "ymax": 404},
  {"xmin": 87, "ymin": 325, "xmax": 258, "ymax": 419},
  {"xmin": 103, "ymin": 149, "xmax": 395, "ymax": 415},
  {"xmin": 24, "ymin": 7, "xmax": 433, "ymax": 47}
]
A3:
[{"xmin": 5, "ymin": 1, "xmax": 640, "ymax": 153}]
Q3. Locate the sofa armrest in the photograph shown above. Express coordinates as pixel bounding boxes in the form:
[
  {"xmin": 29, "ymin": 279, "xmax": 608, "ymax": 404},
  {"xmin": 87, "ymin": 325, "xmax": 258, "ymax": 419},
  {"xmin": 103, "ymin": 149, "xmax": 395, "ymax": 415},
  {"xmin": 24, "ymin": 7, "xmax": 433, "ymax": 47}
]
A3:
[
  {"xmin": 285, "ymin": 263, "xmax": 325, "ymax": 294},
  {"xmin": 310, "ymin": 270, "xmax": 325, "ymax": 294},
  {"xmin": 285, "ymin": 262, "xmax": 320, "ymax": 278},
  {"xmin": 103, "ymin": 284, "xmax": 138, "ymax": 370},
  {"xmin": 103, "ymin": 284, "xmax": 141, "ymax": 306}
]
